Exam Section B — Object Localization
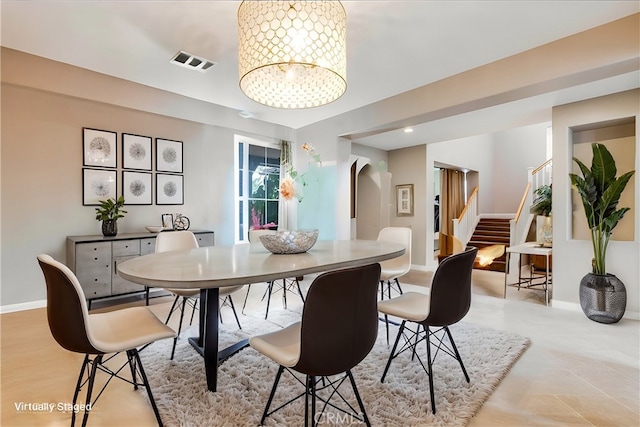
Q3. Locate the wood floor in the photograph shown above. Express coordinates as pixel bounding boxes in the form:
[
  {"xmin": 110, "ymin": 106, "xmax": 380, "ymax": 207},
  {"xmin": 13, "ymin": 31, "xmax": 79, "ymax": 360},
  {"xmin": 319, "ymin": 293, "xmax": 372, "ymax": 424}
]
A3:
[{"xmin": 2, "ymin": 270, "xmax": 638, "ymax": 426}]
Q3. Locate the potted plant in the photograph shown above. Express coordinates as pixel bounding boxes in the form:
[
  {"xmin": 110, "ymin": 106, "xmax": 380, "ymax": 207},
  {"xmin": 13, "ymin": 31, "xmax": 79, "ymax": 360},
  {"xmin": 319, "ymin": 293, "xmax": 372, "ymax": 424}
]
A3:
[
  {"xmin": 95, "ymin": 196, "xmax": 127, "ymax": 236},
  {"xmin": 531, "ymin": 184, "xmax": 552, "ymax": 247},
  {"xmin": 569, "ymin": 143, "xmax": 635, "ymax": 323}
]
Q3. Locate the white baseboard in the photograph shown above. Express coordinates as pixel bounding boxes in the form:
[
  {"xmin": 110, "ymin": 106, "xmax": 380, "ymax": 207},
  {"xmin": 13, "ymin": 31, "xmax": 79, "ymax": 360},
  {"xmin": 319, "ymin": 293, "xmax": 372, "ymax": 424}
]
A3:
[
  {"xmin": 0, "ymin": 289, "xmax": 171, "ymax": 314},
  {"xmin": 552, "ymin": 299, "xmax": 640, "ymax": 320},
  {"xmin": 0, "ymin": 299, "xmax": 46, "ymax": 314}
]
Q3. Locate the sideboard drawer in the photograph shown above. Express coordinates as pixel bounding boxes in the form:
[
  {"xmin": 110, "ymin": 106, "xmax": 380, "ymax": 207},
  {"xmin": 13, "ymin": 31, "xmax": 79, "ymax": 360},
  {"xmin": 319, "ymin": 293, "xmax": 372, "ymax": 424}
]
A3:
[
  {"xmin": 140, "ymin": 238, "xmax": 156, "ymax": 255},
  {"xmin": 196, "ymin": 232, "xmax": 214, "ymax": 247},
  {"xmin": 113, "ymin": 239, "xmax": 140, "ymax": 256},
  {"xmin": 74, "ymin": 242, "xmax": 111, "ymax": 298}
]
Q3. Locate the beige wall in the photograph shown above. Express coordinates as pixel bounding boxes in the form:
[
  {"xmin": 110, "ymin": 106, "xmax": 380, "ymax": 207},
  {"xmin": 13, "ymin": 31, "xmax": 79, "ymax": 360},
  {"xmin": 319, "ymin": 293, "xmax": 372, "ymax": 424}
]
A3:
[
  {"xmin": 1, "ymin": 50, "xmax": 292, "ymax": 308},
  {"xmin": 552, "ymin": 89, "xmax": 639, "ymax": 314},
  {"xmin": 388, "ymin": 145, "xmax": 427, "ymax": 265}
]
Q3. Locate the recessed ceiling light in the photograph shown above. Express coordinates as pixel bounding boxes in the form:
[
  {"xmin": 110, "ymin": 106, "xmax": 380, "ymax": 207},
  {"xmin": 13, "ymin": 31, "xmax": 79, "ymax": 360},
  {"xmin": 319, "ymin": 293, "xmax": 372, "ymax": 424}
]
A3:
[{"xmin": 404, "ymin": 128, "xmax": 414, "ymax": 133}]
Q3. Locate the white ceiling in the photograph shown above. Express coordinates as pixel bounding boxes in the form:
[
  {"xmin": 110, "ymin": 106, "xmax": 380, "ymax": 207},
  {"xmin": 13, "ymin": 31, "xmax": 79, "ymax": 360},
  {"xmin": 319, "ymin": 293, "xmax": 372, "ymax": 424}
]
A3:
[{"xmin": 1, "ymin": 1, "xmax": 639, "ymax": 150}]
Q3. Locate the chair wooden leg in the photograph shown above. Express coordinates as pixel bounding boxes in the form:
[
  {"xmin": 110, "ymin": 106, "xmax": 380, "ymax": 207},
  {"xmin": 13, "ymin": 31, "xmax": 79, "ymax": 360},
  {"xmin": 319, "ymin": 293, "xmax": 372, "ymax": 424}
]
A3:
[
  {"xmin": 261, "ymin": 365, "xmax": 284, "ymax": 425},
  {"xmin": 425, "ymin": 325, "xmax": 436, "ymax": 414},
  {"xmin": 347, "ymin": 370, "xmax": 371, "ymax": 427},
  {"xmin": 445, "ymin": 326, "xmax": 469, "ymax": 382},
  {"xmin": 381, "ymin": 320, "xmax": 406, "ymax": 383}
]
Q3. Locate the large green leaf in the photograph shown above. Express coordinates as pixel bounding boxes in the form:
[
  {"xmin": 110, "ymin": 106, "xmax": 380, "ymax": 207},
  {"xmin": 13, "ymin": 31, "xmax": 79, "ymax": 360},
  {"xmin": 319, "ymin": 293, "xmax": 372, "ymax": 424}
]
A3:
[{"xmin": 591, "ymin": 143, "xmax": 617, "ymax": 196}]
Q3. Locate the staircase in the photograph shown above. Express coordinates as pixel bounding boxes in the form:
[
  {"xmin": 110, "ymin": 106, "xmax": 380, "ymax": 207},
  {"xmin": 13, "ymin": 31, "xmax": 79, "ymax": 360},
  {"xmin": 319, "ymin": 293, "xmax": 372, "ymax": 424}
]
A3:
[{"xmin": 468, "ymin": 218, "xmax": 510, "ymax": 272}]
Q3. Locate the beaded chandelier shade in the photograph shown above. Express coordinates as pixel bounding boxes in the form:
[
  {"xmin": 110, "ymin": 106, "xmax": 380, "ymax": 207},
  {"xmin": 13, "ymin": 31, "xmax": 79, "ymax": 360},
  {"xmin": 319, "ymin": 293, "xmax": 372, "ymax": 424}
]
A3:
[{"xmin": 238, "ymin": 0, "xmax": 347, "ymax": 109}]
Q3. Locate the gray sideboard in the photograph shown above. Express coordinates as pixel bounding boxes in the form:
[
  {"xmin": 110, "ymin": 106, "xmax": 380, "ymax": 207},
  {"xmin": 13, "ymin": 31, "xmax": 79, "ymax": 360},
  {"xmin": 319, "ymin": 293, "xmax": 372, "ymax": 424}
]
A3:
[{"xmin": 66, "ymin": 230, "xmax": 214, "ymax": 306}]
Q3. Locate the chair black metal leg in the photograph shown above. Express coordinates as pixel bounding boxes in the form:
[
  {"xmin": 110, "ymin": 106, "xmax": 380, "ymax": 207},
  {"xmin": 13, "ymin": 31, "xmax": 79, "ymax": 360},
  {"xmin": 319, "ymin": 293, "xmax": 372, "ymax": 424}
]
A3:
[
  {"xmin": 265, "ymin": 281, "xmax": 273, "ymax": 319},
  {"xmin": 425, "ymin": 325, "xmax": 436, "ymax": 414},
  {"xmin": 145, "ymin": 287, "xmax": 150, "ymax": 305},
  {"xmin": 132, "ymin": 349, "xmax": 164, "ymax": 427},
  {"xmin": 164, "ymin": 295, "xmax": 180, "ymax": 324},
  {"xmin": 347, "ymin": 370, "xmax": 371, "ymax": 427},
  {"xmin": 381, "ymin": 320, "xmax": 406, "ymax": 383},
  {"xmin": 310, "ymin": 375, "xmax": 316, "ymax": 427},
  {"xmin": 71, "ymin": 355, "xmax": 90, "ymax": 427},
  {"xmin": 188, "ymin": 298, "xmax": 198, "ymax": 326},
  {"xmin": 295, "ymin": 279, "xmax": 306, "ymax": 303},
  {"xmin": 81, "ymin": 355, "xmax": 101, "ymax": 427},
  {"xmin": 170, "ymin": 297, "xmax": 187, "ymax": 360},
  {"xmin": 282, "ymin": 279, "xmax": 288, "ymax": 309},
  {"xmin": 228, "ymin": 296, "xmax": 242, "ymax": 329},
  {"xmin": 127, "ymin": 350, "xmax": 138, "ymax": 390},
  {"xmin": 241, "ymin": 284, "xmax": 251, "ymax": 314},
  {"xmin": 261, "ymin": 365, "xmax": 284, "ymax": 425},
  {"xmin": 445, "ymin": 326, "xmax": 469, "ymax": 382},
  {"xmin": 384, "ymin": 314, "xmax": 390, "ymax": 345},
  {"xmin": 395, "ymin": 277, "xmax": 404, "ymax": 294}
]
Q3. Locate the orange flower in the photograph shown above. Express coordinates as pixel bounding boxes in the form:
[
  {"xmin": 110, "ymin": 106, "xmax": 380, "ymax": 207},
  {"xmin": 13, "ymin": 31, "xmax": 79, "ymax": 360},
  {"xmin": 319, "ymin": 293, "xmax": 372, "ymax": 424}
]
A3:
[{"xmin": 279, "ymin": 177, "xmax": 296, "ymax": 201}]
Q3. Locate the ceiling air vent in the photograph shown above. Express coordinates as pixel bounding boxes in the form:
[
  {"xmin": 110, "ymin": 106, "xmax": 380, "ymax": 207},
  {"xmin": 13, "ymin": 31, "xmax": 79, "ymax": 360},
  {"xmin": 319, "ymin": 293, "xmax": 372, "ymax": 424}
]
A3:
[{"xmin": 170, "ymin": 51, "xmax": 216, "ymax": 72}]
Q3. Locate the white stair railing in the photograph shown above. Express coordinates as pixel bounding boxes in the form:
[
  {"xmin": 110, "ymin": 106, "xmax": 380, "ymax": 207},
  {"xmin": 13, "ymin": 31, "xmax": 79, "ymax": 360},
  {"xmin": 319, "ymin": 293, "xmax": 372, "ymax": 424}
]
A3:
[{"xmin": 452, "ymin": 187, "xmax": 478, "ymax": 247}]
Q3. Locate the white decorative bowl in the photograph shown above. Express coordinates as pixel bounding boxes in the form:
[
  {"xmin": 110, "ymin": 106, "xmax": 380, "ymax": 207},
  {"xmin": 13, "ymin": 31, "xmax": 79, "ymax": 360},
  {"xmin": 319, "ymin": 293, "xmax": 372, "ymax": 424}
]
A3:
[
  {"xmin": 145, "ymin": 226, "xmax": 164, "ymax": 233},
  {"xmin": 259, "ymin": 230, "xmax": 319, "ymax": 254}
]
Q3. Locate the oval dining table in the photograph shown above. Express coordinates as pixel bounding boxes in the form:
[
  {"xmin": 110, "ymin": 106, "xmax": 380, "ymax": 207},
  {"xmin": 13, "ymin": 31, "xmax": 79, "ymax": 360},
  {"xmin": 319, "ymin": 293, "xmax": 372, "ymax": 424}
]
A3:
[{"xmin": 118, "ymin": 239, "xmax": 405, "ymax": 392}]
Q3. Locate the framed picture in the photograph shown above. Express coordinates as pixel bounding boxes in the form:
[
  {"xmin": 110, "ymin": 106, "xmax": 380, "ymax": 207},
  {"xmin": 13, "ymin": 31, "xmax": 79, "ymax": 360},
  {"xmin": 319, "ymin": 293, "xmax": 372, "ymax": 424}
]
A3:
[
  {"xmin": 83, "ymin": 168, "xmax": 117, "ymax": 206},
  {"xmin": 396, "ymin": 184, "xmax": 414, "ymax": 216},
  {"xmin": 83, "ymin": 128, "xmax": 117, "ymax": 168},
  {"xmin": 122, "ymin": 133, "xmax": 152, "ymax": 170},
  {"xmin": 157, "ymin": 173, "xmax": 184, "ymax": 205},
  {"xmin": 156, "ymin": 138, "xmax": 183, "ymax": 173},
  {"xmin": 122, "ymin": 171, "xmax": 152, "ymax": 205},
  {"xmin": 161, "ymin": 214, "xmax": 174, "ymax": 230}
]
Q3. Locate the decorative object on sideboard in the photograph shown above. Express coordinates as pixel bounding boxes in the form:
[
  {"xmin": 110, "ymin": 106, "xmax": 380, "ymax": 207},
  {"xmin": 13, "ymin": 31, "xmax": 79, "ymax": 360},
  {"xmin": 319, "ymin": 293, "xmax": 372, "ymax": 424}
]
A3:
[
  {"xmin": 161, "ymin": 214, "xmax": 174, "ymax": 231},
  {"xmin": 259, "ymin": 229, "xmax": 319, "ymax": 254},
  {"xmin": 95, "ymin": 196, "xmax": 127, "ymax": 237},
  {"xmin": 569, "ymin": 142, "xmax": 635, "ymax": 324},
  {"xmin": 145, "ymin": 226, "xmax": 164, "ymax": 233},
  {"xmin": 530, "ymin": 184, "xmax": 552, "ymax": 247},
  {"xmin": 173, "ymin": 214, "xmax": 191, "ymax": 231}
]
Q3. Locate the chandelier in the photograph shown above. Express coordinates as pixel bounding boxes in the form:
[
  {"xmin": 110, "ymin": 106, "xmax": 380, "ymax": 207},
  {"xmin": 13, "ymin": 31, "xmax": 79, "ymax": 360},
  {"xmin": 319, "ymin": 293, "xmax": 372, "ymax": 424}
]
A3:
[{"xmin": 238, "ymin": 1, "xmax": 347, "ymax": 109}]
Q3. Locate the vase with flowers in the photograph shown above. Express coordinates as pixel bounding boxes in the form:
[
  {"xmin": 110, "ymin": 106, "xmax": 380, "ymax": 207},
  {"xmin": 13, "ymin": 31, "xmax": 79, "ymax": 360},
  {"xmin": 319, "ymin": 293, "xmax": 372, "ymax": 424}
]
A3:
[{"xmin": 280, "ymin": 142, "xmax": 322, "ymax": 203}]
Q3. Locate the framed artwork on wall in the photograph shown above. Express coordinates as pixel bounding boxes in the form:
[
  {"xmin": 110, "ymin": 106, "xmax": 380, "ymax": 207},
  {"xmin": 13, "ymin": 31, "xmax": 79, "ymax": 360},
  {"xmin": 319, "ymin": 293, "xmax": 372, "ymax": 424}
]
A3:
[
  {"xmin": 396, "ymin": 184, "xmax": 414, "ymax": 216},
  {"xmin": 156, "ymin": 173, "xmax": 184, "ymax": 205},
  {"xmin": 156, "ymin": 138, "xmax": 183, "ymax": 173},
  {"xmin": 122, "ymin": 133, "xmax": 152, "ymax": 170},
  {"xmin": 83, "ymin": 128, "xmax": 117, "ymax": 168},
  {"xmin": 83, "ymin": 168, "xmax": 117, "ymax": 205},
  {"xmin": 123, "ymin": 171, "xmax": 152, "ymax": 205}
]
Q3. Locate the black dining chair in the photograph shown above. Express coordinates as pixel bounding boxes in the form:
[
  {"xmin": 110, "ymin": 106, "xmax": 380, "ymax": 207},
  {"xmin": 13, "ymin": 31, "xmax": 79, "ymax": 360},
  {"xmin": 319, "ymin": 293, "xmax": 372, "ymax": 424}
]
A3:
[
  {"xmin": 37, "ymin": 254, "xmax": 176, "ymax": 427},
  {"xmin": 377, "ymin": 246, "xmax": 478, "ymax": 414},
  {"xmin": 249, "ymin": 263, "xmax": 381, "ymax": 426}
]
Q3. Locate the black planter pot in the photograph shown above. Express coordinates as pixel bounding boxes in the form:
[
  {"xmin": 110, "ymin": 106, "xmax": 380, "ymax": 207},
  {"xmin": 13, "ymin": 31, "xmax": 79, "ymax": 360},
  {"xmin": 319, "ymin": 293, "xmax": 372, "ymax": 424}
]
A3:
[
  {"xmin": 579, "ymin": 273, "xmax": 626, "ymax": 324},
  {"xmin": 102, "ymin": 220, "xmax": 118, "ymax": 237}
]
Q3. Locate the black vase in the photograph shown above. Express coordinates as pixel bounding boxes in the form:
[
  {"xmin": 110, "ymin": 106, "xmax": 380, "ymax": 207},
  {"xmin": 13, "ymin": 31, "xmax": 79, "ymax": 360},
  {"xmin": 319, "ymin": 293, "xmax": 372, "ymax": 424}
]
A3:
[
  {"xmin": 579, "ymin": 273, "xmax": 626, "ymax": 324},
  {"xmin": 102, "ymin": 220, "xmax": 118, "ymax": 237}
]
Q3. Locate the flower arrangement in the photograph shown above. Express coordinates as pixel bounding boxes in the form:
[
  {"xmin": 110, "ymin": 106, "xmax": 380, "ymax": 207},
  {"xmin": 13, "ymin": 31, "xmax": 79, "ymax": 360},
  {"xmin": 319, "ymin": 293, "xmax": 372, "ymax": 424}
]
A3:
[{"xmin": 280, "ymin": 143, "xmax": 322, "ymax": 202}]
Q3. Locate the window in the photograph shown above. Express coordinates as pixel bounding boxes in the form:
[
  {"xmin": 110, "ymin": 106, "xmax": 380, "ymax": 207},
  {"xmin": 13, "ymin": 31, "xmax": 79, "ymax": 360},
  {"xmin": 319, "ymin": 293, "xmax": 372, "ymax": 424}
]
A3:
[{"xmin": 235, "ymin": 136, "xmax": 281, "ymax": 242}]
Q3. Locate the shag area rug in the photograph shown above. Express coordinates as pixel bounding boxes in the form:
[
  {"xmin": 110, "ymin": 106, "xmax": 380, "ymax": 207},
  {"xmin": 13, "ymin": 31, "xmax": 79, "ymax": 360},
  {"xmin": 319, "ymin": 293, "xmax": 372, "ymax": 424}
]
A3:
[{"xmin": 140, "ymin": 308, "xmax": 530, "ymax": 426}]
